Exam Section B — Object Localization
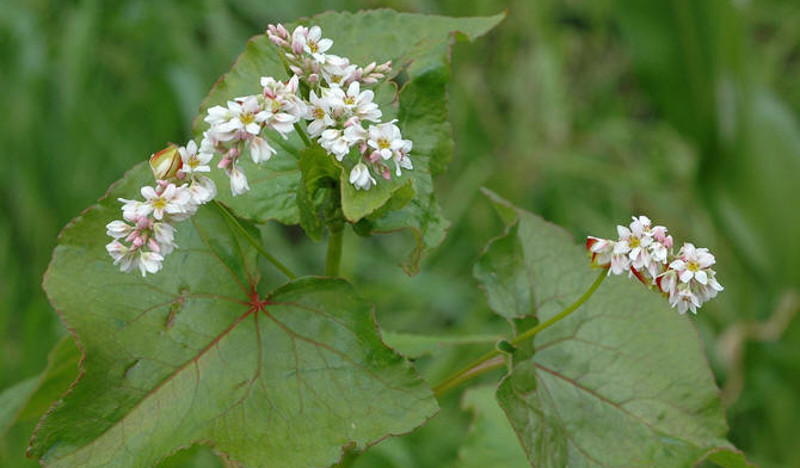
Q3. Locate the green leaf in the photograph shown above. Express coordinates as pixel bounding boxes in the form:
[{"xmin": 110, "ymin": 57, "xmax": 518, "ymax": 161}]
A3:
[
  {"xmin": 477, "ymin": 190, "xmax": 749, "ymax": 467},
  {"xmin": 0, "ymin": 336, "xmax": 80, "ymax": 437},
  {"xmin": 452, "ymin": 385, "xmax": 529, "ymax": 468},
  {"xmin": 16, "ymin": 336, "xmax": 81, "ymax": 425},
  {"xmin": 194, "ymin": 10, "xmax": 504, "ymax": 273},
  {"xmin": 703, "ymin": 447, "xmax": 758, "ymax": 468},
  {"xmin": 32, "ymin": 164, "xmax": 437, "ymax": 468},
  {"xmin": 473, "ymin": 222, "xmax": 531, "ymax": 322},
  {"xmin": 0, "ymin": 378, "xmax": 38, "ymax": 437}
]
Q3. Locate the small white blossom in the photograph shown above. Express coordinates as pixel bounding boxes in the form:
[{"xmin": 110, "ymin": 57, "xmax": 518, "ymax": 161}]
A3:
[
  {"xmin": 152, "ymin": 222, "xmax": 177, "ymax": 256},
  {"xmin": 319, "ymin": 128, "xmax": 353, "ymax": 161},
  {"xmin": 178, "ymin": 140, "xmax": 212, "ymax": 175},
  {"xmin": 140, "ymin": 184, "xmax": 192, "ymax": 221},
  {"xmin": 367, "ymin": 122, "xmax": 407, "ymax": 161},
  {"xmin": 106, "ymin": 220, "xmax": 134, "ymax": 240},
  {"xmin": 669, "ymin": 243, "xmax": 716, "ymax": 285},
  {"xmin": 187, "ymin": 175, "xmax": 217, "ymax": 205},
  {"xmin": 349, "ymin": 163, "xmax": 376, "ymax": 191},
  {"xmin": 249, "ymin": 136, "xmax": 276, "ymax": 163},
  {"xmin": 305, "ymin": 90, "xmax": 334, "ymax": 136},
  {"xmin": 228, "ymin": 165, "xmax": 250, "ymax": 196},
  {"xmin": 320, "ymin": 54, "xmax": 357, "ymax": 86},
  {"xmin": 138, "ymin": 251, "xmax": 165, "ymax": 277}
]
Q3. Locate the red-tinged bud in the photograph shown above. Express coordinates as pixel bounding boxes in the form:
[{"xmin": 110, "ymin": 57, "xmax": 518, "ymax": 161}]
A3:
[{"xmin": 149, "ymin": 145, "xmax": 182, "ymax": 181}]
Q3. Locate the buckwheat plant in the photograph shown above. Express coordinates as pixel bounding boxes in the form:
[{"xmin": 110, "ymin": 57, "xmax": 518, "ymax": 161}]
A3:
[{"xmin": 17, "ymin": 10, "xmax": 753, "ymax": 468}]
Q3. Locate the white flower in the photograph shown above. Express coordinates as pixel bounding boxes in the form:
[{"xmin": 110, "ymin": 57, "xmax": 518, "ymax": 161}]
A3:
[
  {"xmin": 319, "ymin": 54, "xmax": 357, "ymax": 86},
  {"xmin": 657, "ymin": 242, "xmax": 723, "ymax": 315},
  {"xmin": 106, "ymin": 241, "xmax": 137, "ymax": 273},
  {"xmin": 669, "ymin": 243, "xmax": 716, "ymax": 284},
  {"xmin": 228, "ymin": 166, "xmax": 250, "ymax": 196},
  {"xmin": 106, "ymin": 220, "xmax": 134, "ymax": 240},
  {"xmin": 205, "ymin": 96, "xmax": 266, "ymax": 142},
  {"xmin": 345, "ymin": 81, "xmax": 381, "ymax": 123},
  {"xmin": 367, "ymin": 122, "xmax": 407, "ymax": 161},
  {"xmin": 292, "ymin": 25, "xmax": 333, "ymax": 61},
  {"xmin": 609, "ymin": 247, "xmax": 632, "ymax": 275},
  {"xmin": 188, "ymin": 175, "xmax": 217, "ymax": 205},
  {"xmin": 392, "ymin": 138, "xmax": 413, "ymax": 176},
  {"xmin": 152, "ymin": 222, "xmax": 177, "ymax": 256},
  {"xmin": 178, "ymin": 140, "xmax": 212, "ymax": 175},
  {"xmin": 349, "ymin": 163, "xmax": 376, "ymax": 190},
  {"xmin": 140, "ymin": 184, "xmax": 192, "ymax": 221},
  {"xmin": 249, "ymin": 136, "xmax": 276, "ymax": 163},
  {"xmin": 319, "ymin": 128, "xmax": 353, "ymax": 161},
  {"xmin": 138, "ymin": 251, "xmax": 164, "ymax": 277},
  {"xmin": 305, "ymin": 90, "xmax": 334, "ymax": 136},
  {"xmin": 670, "ymin": 283, "xmax": 702, "ymax": 315},
  {"xmin": 118, "ymin": 198, "xmax": 146, "ymax": 222},
  {"xmin": 261, "ymin": 75, "xmax": 307, "ymax": 122},
  {"xmin": 232, "ymin": 96, "xmax": 267, "ymax": 136},
  {"xmin": 614, "ymin": 223, "xmax": 653, "ymax": 272}
]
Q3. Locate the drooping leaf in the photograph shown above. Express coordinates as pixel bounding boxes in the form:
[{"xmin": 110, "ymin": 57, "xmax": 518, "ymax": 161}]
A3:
[
  {"xmin": 476, "ymin": 190, "xmax": 750, "ymax": 467},
  {"xmin": 193, "ymin": 10, "xmax": 504, "ymax": 273},
  {"xmin": 31, "ymin": 164, "xmax": 437, "ymax": 468},
  {"xmin": 451, "ymin": 385, "xmax": 529, "ymax": 468}
]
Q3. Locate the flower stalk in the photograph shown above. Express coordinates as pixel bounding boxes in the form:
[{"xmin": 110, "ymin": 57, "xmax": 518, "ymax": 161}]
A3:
[{"xmin": 432, "ymin": 269, "xmax": 608, "ymax": 397}]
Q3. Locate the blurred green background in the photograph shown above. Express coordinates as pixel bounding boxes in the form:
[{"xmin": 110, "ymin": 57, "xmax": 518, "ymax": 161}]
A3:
[{"xmin": 2, "ymin": 0, "xmax": 800, "ymax": 467}]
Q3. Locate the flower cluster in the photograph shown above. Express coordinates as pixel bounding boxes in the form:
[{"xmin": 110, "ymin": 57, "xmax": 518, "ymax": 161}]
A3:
[
  {"xmin": 105, "ymin": 23, "xmax": 414, "ymax": 275},
  {"xmin": 106, "ymin": 142, "xmax": 216, "ymax": 276},
  {"xmin": 267, "ymin": 24, "xmax": 412, "ymax": 190},
  {"xmin": 587, "ymin": 216, "xmax": 723, "ymax": 314}
]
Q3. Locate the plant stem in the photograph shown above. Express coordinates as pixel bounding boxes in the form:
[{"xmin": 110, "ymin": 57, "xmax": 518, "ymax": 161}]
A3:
[
  {"xmin": 325, "ymin": 228, "xmax": 343, "ymax": 277},
  {"xmin": 214, "ymin": 201, "xmax": 297, "ymax": 280},
  {"xmin": 294, "ymin": 122, "xmax": 312, "ymax": 147},
  {"xmin": 432, "ymin": 269, "xmax": 608, "ymax": 397}
]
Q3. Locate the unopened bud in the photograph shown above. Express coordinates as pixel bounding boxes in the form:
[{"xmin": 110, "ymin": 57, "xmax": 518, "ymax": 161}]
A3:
[{"xmin": 149, "ymin": 145, "xmax": 182, "ymax": 181}]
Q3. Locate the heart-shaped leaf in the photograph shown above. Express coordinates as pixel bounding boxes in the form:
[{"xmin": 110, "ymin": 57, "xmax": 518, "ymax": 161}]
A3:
[
  {"xmin": 31, "ymin": 164, "xmax": 437, "ymax": 468},
  {"xmin": 476, "ymin": 189, "xmax": 750, "ymax": 467}
]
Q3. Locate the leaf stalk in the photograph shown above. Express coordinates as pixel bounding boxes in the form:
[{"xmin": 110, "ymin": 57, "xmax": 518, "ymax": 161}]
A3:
[{"xmin": 432, "ymin": 269, "xmax": 608, "ymax": 397}]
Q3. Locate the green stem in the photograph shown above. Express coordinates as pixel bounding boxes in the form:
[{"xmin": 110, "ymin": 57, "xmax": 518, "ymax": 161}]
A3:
[
  {"xmin": 215, "ymin": 201, "xmax": 297, "ymax": 280},
  {"xmin": 432, "ymin": 269, "xmax": 608, "ymax": 397},
  {"xmin": 325, "ymin": 228, "xmax": 343, "ymax": 277},
  {"xmin": 294, "ymin": 122, "xmax": 312, "ymax": 147}
]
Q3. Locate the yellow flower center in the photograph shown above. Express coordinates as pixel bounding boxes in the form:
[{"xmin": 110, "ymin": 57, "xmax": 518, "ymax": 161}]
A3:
[
  {"xmin": 309, "ymin": 41, "xmax": 318, "ymax": 53},
  {"xmin": 152, "ymin": 197, "xmax": 167, "ymax": 211},
  {"xmin": 240, "ymin": 113, "xmax": 255, "ymax": 125},
  {"xmin": 687, "ymin": 261, "xmax": 700, "ymax": 272},
  {"xmin": 344, "ymin": 96, "xmax": 355, "ymax": 106},
  {"xmin": 378, "ymin": 138, "xmax": 390, "ymax": 150},
  {"xmin": 313, "ymin": 108, "xmax": 326, "ymax": 119},
  {"xmin": 629, "ymin": 237, "xmax": 640, "ymax": 249}
]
